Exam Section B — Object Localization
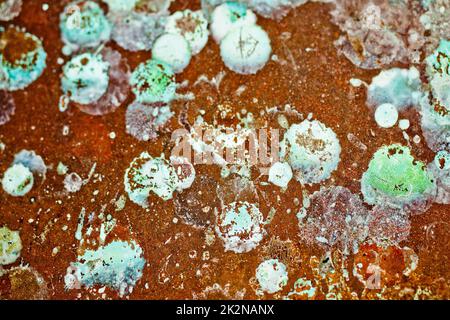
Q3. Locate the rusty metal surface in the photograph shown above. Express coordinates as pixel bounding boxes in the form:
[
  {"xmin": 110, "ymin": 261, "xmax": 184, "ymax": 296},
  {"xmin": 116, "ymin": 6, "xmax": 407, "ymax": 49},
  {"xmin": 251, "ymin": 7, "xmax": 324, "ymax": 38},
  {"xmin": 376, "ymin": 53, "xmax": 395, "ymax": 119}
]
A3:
[{"xmin": 0, "ymin": 0, "xmax": 449, "ymax": 300}]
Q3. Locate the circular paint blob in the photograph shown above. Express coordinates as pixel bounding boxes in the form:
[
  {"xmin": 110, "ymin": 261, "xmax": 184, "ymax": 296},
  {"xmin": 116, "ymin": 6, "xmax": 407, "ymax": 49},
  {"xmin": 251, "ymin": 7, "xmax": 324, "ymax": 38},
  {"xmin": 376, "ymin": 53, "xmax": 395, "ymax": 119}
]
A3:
[
  {"xmin": 130, "ymin": 59, "xmax": 176, "ymax": 104},
  {"xmin": 374, "ymin": 103, "xmax": 398, "ymax": 128},
  {"xmin": 210, "ymin": 2, "xmax": 257, "ymax": 43},
  {"xmin": 152, "ymin": 33, "xmax": 192, "ymax": 73},
  {"xmin": 398, "ymin": 119, "xmax": 410, "ymax": 130},
  {"xmin": 220, "ymin": 25, "xmax": 271, "ymax": 75},
  {"xmin": 215, "ymin": 201, "xmax": 265, "ymax": 253},
  {"xmin": 165, "ymin": 9, "xmax": 209, "ymax": 55},
  {"xmin": 256, "ymin": 259, "xmax": 288, "ymax": 294},
  {"xmin": 0, "ymin": 26, "xmax": 47, "ymax": 91},
  {"xmin": 2, "ymin": 163, "xmax": 34, "ymax": 197},
  {"xmin": 280, "ymin": 119, "xmax": 341, "ymax": 185},
  {"xmin": 60, "ymin": 0, "xmax": 111, "ymax": 52},
  {"xmin": 361, "ymin": 144, "xmax": 436, "ymax": 212},
  {"xmin": 268, "ymin": 161, "xmax": 292, "ymax": 188}
]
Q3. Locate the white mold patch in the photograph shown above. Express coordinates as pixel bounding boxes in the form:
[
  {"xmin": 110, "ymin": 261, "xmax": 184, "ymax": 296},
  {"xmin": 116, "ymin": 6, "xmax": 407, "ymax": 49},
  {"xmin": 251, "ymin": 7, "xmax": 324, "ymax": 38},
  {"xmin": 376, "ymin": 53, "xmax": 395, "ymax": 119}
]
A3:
[
  {"xmin": 298, "ymin": 186, "xmax": 370, "ymax": 255},
  {"xmin": 367, "ymin": 67, "xmax": 422, "ymax": 111},
  {"xmin": 268, "ymin": 161, "xmax": 292, "ymax": 188},
  {"xmin": 280, "ymin": 120, "xmax": 341, "ymax": 185},
  {"xmin": 0, "ymin": 226, "xmax": 22, "ymax": 265},
  {"xmin": 215, "ymin": 201, "xmax": 265, "ymax": 253},
  {"xmin": 220, "ymin": 25, "xmax": 271, "ymax": 75},
  {"xmin": 110, "ymin": 11, "xmax": 166, "ymax": 52},
  {"xmin": 152, "ymin": 33, "xmax": 192, "ymax": 73},
  {"xmin": 210, "ymin": 2, "xmax": 257, "ymax": 43},
  {"xmin": 256, "ymin": 258, "xmax": 288, "ymax": 294},
  {"xmin": 124, "ymin": 152, "xmax": 179, "ymax": 207},
  {"xmin": 77, "ymin": 48, "xmax": 131, "ymax": 115},
  {"xmin": 2, "ymin": 163, "xmax": 34, "ymax": 197},
  {"xmin": 165, "ymin": 9, "xmax": 209, "ymax": 55},
  {"xmin": 64, "ymin": 240, "xmax": 146, "ymax": 297}
]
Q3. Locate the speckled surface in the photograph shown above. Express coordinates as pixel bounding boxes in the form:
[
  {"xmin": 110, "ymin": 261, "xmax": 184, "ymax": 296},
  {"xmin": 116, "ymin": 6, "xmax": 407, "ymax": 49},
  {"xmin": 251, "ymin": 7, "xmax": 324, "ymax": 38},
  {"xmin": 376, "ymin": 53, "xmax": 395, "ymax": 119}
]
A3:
[{"xmin": 0, "ymin": 0, "xmax": 449, "ymax": 300}]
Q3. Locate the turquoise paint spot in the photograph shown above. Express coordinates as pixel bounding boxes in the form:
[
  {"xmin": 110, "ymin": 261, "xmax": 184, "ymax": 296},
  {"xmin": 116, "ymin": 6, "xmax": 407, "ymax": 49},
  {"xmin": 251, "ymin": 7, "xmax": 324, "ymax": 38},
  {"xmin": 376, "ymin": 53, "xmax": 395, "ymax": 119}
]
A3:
[
  {"xmin": 65, "ymin": 240, "xmax": 146, "ymax": 297},
  {"xmin": 130, "ymin": 59, "xmax": 176, "ymax": 104},
  {"xmin": 60, "ymin": 0, "xmax": 111, "ymax": 52}
]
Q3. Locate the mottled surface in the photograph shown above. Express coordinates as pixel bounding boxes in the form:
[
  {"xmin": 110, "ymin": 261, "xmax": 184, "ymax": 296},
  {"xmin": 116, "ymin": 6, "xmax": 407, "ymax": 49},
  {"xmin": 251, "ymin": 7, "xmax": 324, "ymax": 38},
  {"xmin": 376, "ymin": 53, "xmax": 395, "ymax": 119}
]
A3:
[{"xmin": 0, "ymin": 0, "xmax": 449, "ymax": 299}]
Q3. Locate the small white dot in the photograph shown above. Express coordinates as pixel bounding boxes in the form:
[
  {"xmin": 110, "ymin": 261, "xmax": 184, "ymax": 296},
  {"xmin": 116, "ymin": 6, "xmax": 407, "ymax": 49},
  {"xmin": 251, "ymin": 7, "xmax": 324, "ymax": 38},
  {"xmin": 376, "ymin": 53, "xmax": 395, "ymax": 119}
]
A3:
[
  {"xmin": 398, "ymin": 119, "xmax": 410, "ymax": 130},
  {"xmin": 375, "ymin": 103, "xmax": 398, "ymax": 128}
]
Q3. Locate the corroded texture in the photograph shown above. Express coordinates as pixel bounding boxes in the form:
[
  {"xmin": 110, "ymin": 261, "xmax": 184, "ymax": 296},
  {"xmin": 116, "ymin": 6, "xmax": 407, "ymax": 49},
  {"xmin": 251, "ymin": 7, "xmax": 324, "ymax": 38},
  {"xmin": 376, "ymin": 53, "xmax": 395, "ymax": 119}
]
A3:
[{"xmin": 0, "ymin": 0, "xmax": 448, "ymax": 299}]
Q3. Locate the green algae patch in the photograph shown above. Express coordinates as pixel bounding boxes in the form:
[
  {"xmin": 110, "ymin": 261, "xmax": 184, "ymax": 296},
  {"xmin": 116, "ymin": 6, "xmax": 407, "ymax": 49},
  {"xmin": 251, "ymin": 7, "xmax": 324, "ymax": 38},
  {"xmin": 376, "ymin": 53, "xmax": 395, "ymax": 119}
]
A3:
[
  {"xmin": 130, "ymin": 59, "xmax": 176, "ymax": 104},
  {"xmin": 361, "ymin": 144, "xmax": 435, "ymax": 209}
]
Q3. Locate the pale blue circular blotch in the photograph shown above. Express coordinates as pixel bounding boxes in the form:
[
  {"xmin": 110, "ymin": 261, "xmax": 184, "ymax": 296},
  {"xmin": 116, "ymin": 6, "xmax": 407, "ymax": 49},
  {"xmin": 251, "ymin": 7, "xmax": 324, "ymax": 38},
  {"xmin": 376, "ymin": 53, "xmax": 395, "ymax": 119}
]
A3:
[{"xmin": 60, "ymin": 0, "xmax": 111, "ymax": 50}]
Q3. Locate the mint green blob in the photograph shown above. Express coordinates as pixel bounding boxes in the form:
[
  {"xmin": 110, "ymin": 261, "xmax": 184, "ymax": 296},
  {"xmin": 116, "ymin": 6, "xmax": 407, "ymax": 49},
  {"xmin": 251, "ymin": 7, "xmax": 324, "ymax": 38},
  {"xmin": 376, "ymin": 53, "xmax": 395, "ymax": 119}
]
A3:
[
  {"xmin": 60, "ymin": 0, "xmax": 111, "ymax": 49},
  {"xmin": 226, "ymin": 1, "xmax": 248, "ymax": 22},
  {"xmin": 0, "ymin": 27, "xmax": 47, "ymax": 91},
  {"xmin": 361, "ymin": 144, "xmax": 435, "ymax": 206},
  {"xmin": 130, "ymin": 59, "xmax": 176, "ymax": 104}
]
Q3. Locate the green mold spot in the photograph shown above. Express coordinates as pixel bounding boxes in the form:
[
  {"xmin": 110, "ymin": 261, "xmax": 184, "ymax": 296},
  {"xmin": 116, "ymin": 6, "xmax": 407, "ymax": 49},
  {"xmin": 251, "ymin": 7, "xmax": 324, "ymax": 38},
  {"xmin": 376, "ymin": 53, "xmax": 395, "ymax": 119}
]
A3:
[
  {"xmin": 362, "ymin": 144, "xmax": 435, "ymax": 205},
  {"xmin": 130, "ymin": 59, "xmax": 176, "ymax": 104}
]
